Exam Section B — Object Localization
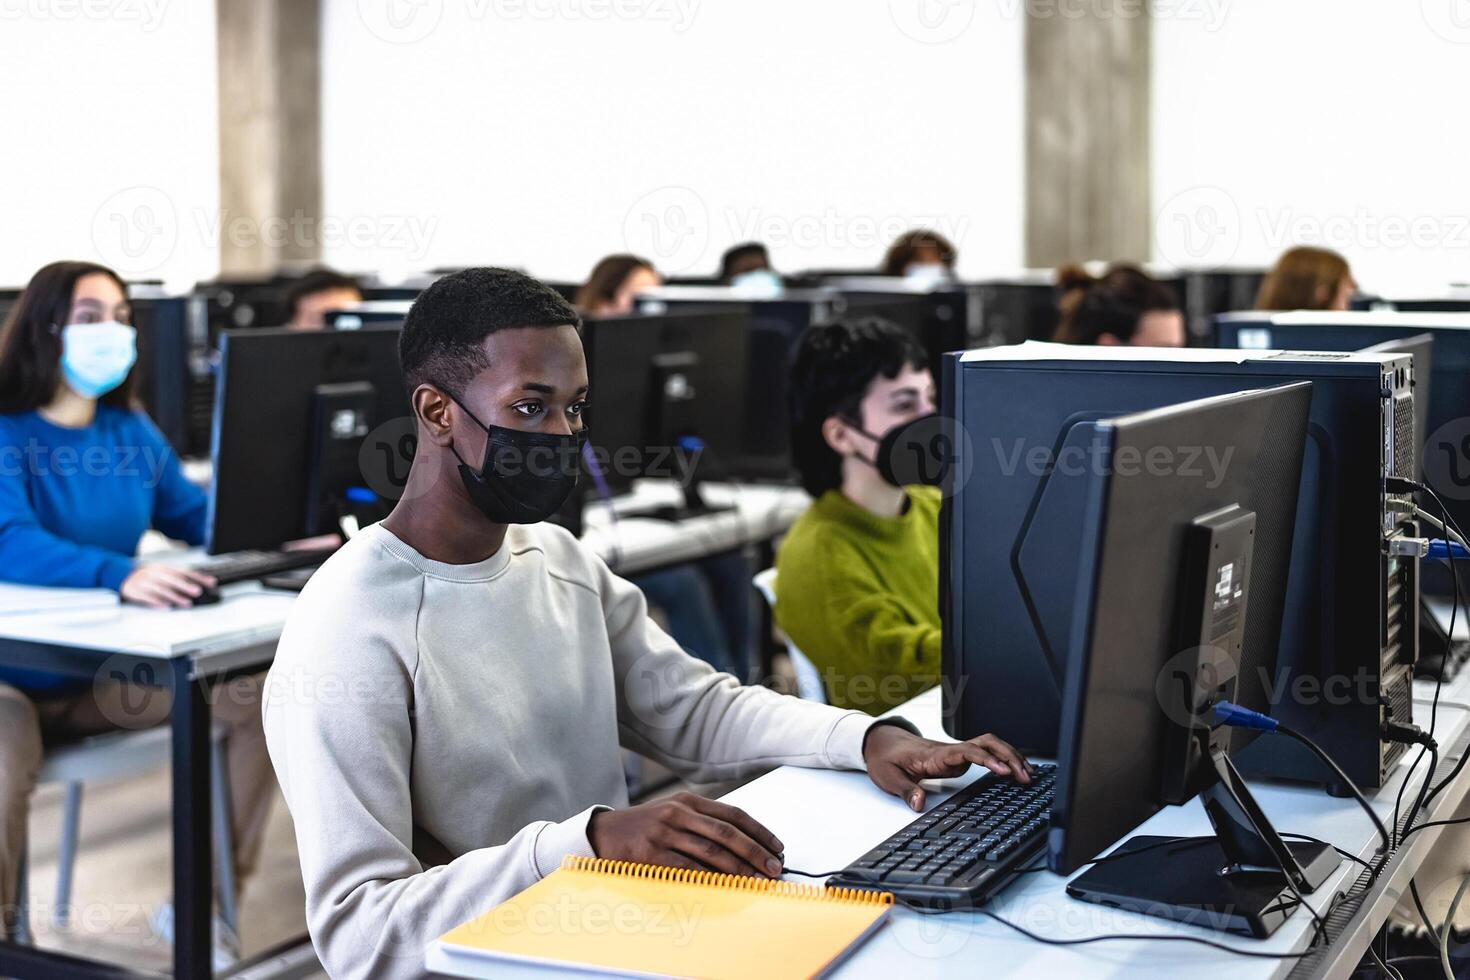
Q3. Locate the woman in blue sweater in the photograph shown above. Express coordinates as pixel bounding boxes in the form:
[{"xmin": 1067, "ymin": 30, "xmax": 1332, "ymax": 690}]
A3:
[{"xmin": 0, "ymin": 262, "xmax": 271, "ymax": 963}]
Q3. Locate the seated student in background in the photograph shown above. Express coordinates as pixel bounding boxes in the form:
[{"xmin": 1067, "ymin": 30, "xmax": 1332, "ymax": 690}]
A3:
[
  {"xmin": 1051, "ymin": 263, "xmax": 1185, "ymax": 347},
  {"xmin": 263, "ymin": 269, "xmax": 1032, "ymax": 979},
  {"xmin": 880, "ymin": 228, "xmax": 957, "ymax": 283},
  {"xmin": 573, "ymin": 253, "xmax": 661, "ymax": 317},
  {"xmin": 575, "ymin": 254, "xmax": 752, "ymax": 679},
  {"xmin": 285, "ymin": 268, "xmax": 363, "ymax": 330},
  {"xmin": 775, "ymin": 316, "xmax": 941, "ymax": 715},
  {"xmin": 1256, "ymin": 246, "xmax": 1356, "ymax": 311},
  {"xmin": 719, "ymin": 241, "xmax": 780, "ymax": 293},
  {"xmin": 0, "ymin": 261, "xmax": 273, "ymax": 959}
]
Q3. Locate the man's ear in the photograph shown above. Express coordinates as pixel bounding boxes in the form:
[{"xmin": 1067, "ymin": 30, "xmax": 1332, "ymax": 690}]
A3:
[
  {"xmin": 413, "ymin": 384, "xmax": 456, "ymax": 447},
  {"xmin": 821, "ymin": 415, "xmax": 854, "ymax": 456}
]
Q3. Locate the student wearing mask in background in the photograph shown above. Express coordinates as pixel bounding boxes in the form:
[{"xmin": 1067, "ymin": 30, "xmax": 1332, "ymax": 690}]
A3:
[
  {"xmin": 1256, "ymin": 246, "xmax": 1357, "ymax": 311},
  {"xmin": 1051, "ymin": 264, "xmax": 1186, "ymax": 348},
  {"xmin": 719, "ymin": 242, "xmax": 782, "ymax": 296},
  {"xmin": 574, "ymin": 254, "xmax": 662, "ymax": 317},
  {"xmin": 879, "ymin": 229, "xmax": 957, "ymax": 285},
  {"xmin": 285, "ymin": 268, "xmax": 363, "ymax": 330},
  {"xmin": 775, "ymin": 316, "xmax": 942, "ymax": 715},
  {"xmin": 0, "ymin": 261, "xmax": 273, "ymax": 964},
  {"xmin": 575, "ymin": 254, "xmax": 753, "ymax": 679}
]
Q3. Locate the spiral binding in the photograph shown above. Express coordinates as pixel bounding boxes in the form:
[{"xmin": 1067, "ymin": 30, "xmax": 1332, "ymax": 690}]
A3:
[{"xmin": 561, "ymin": 856, "xmax": 893, "ymax": 906}]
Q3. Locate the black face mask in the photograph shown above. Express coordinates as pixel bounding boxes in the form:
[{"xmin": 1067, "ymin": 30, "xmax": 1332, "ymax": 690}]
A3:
[
  {"xmin": 448, "ymin": 397, "xmax": 585, "ymax": 525},
  {"xmin": 842, "ymin": 412, "xmax": 950, "ymax": 488}
]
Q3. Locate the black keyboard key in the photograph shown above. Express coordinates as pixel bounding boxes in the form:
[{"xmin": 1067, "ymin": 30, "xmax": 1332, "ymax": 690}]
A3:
[{"xmin": 884, "ymin": 869, "xmax": 930, "ymax": 884}]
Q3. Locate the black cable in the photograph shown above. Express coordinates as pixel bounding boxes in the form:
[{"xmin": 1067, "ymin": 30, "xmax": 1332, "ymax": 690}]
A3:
[
  {"xmin": 1399, "ymin": 814, "xmax": 1470, "ymax": 842},
  {"xmin": 1419, "ymin": 486, "xmax": 1470, "ymax": 808},
  {"xmin": 1405, "ymin": 483, "xmax": 1458, "ymax": 818},
  {"xmin": 1411, "ymin": 878, "xmax": 1437, "ymax": 935},
  {"xmin": 888, "ymin": 895, "xmax": 1322, "ymax": 960},
  {"xmin": 789, "ymin": 831, "xmax": 1369, "ymax": 882},
  {"xmin": 1275, "ymin": 724, "xmax": 1392, "ymax": 854}
]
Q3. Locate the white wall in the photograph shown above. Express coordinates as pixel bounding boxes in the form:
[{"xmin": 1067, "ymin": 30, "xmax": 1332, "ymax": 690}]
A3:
[
  {"xmin": 0, "ymin": 0, "xmax": 219, "ymax": 289},
  {"xmin": 1153, "ymin": 0, "xmax": 1470, "ymax": 293},
  {"xmin": 321, "ymin": 0, "xmax": 1025, "ymax": 283}
]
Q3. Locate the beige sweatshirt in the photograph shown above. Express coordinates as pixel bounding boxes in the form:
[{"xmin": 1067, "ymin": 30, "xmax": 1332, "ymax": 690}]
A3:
[{"xmin": 262, "ymin": 521, "xmax": 883, "ymax": 980}]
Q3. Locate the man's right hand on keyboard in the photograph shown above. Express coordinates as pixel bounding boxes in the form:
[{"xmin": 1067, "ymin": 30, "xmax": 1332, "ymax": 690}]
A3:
[{"xmin": 862, "ymin": 727, "xmax": 1035, "ymax": 811}]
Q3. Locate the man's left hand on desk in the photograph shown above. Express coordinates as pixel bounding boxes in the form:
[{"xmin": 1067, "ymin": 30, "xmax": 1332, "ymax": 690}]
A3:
[{"xmin": 862, "ymin": 721, "xmax": 1035, "ymax": 811}]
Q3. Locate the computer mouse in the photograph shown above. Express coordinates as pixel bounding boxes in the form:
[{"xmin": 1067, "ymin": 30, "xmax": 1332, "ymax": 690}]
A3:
[{"xmin": 192, "ymin": 586, "xmax": 222, "ymax": 606}]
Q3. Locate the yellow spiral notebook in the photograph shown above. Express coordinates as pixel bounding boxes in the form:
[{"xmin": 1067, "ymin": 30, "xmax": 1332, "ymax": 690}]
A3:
[{"xmin": 435, "ymin": 856, "xmax": 893, "ymax": 979}]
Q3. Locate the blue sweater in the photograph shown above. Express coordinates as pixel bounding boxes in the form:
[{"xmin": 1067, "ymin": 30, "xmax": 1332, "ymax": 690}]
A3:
[{"xmin": 0, "ymin": 407, "xmax": 207, "ymax": 691}]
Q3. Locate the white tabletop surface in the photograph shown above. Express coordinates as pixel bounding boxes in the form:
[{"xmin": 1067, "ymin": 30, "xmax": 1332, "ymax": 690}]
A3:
[
  {"xmin": 0, "ymin": 481, "xmax": 810, "ymax": 662},
  {"xmin": 581, "ymin": 481, "xmax": 809, "ymax": 576},
  {"xmin": 427, "ymin": 685, "xmax": 1470, "ymax": 980}
]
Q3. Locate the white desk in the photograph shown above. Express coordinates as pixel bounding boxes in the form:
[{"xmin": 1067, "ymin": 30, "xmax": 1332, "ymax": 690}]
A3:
[
  {"xmin": 581, "ymin": 481, "xmax": 809, "ymax": 576},
  {"xmin": 0, "ymin": 481, "xmax": 808, "ymax": 979},
  {"xmin": 428, "ymin": 686, "xmax": 1470, "ymax": 980}
]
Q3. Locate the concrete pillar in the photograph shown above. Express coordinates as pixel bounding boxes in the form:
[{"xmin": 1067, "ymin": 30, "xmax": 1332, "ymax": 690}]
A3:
[
  {"xmin": 1024, "ymin": 3, "xmax": 1151, "ymax": 267},
  {"xmin": 216, "ymin": 0, "xmax": 321, "ymax": 276}
]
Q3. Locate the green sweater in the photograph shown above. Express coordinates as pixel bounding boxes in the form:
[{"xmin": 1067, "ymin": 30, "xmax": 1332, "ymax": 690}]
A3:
[{"xmin": 773, "ymin": 487, "xmax": 942, "ymax": 714}]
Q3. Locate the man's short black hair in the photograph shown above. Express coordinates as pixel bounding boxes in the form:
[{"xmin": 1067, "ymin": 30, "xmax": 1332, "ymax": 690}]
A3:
[
  {"xmin": 286, "ymin": 268, "xmax": 361, "ymax": 319},
  {"xmin": 787, "ymin": 315, "xmax": 927, "ymax": 497},
  {"xmin": 399, "ymin": 267, "xmax": 582, "ymax": 396}
]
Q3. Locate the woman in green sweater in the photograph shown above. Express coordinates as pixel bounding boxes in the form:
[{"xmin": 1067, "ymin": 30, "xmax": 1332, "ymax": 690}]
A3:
[{"xmin": 775, "ymin": 316, "xmax": 941, "ymax": 714}]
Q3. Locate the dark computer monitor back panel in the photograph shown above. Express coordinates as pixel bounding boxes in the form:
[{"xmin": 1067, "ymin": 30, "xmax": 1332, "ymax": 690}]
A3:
[
  {"xmin": 942, "ymin": 349, "xmax": 1414, "ymax": 787},
  {"xmin": 632, "ymin": 294, "xmax": 835, "ymax": 481},
  {"xmin": 838, "ymin": 291, "xmax": 974, "ymax": 378},
  {"xmin": 972, "ymin": 281, "xmax": 1060, "ymax": 344},
  {"xmin": 1180, "ymin": 269, "xmax": 1265, "ymax": 344},
  {"xmin": 1049, "ymin": 385, "xmax": 1311, "ymax": 872},
  {"xmin": 580, "ymin": 311, "xmax": 751, "ymax": 491},
  {"xmin": 130, "ymin": 294, "xmax": 213, "ymax": 457},
  {"xmin": 1216, "ymin": 312, "xmax": 1469, "ymax": 535},
  {"xmin": 1354, "ymin": 296, "xmax": 1470, "ymax": 313},
  {"xmin": 208, "ymin": 326, "xmax": 408, "ymax": 553}
]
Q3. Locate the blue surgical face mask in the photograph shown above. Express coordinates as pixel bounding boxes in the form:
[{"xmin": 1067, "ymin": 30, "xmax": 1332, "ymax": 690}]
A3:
[
  {"xmin": 730, "ymin": 269, "xmax": 783, "ymax": 297},
  {"xmin": 60, "ymin": 321, "xmax": 136, "ymax": 399}
]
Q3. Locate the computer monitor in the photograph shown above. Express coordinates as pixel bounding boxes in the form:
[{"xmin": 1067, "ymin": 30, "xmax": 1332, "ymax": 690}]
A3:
[
  {"xmin": 129, "ymin": 290, "xmax": 212, "ymax": 457},
  {"xmin": 633, "ymin": 287, "xmax": 839, "ymax": 482},
  {"xmin": 1048, "ymin": 382, "xmax": 1339, "ymax": 937},
  {"xmin": 580, "ymin": 310, "xmax": 752, "ymax": 512},
  {"xmin": 325, "ymin": 300, "xmax": 413, "ymax": 330},
  {"xmin": 207, "ymin": 326, "xmax": 408, "ymax": 553},
  {"xmin": 817, "ymin": 277, "xmax": 982, "ymax": 376},
  {"xmin": 1353, "ymin": 295, "xmax": 1470, "ymax": 313},
  {"xmin": 1216, "ymin": 310, "xmax": 1470, "ymax": 542},
  {"xmin": 1180, "ymin": 268, "xmax": 1266, "ymax": 344}
]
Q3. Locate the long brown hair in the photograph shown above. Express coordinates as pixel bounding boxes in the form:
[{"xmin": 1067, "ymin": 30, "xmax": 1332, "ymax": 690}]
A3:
[
  {"xmin": 1052, "ymin": 264, "xmax": 1180, "ymax": 344},
  {"xmin": 1255, "ymin": 247, "xmax": 1353, "ymax": 310},
  {"xmin": 0, "ymin": 261, "xmax": 135, "ymax": 414},
  {"xmin": 574, "ymin": 254, "xmax": 655, "ymax": 314}
]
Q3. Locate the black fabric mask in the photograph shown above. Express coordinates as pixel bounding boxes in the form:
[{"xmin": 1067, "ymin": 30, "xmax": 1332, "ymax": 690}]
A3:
[
  {"xmin": 448, "ymin": 397, "xmax": 585, "ymax": 525},
  {"xmin": 842, "ymin": 412, "xmax": 949, "ymax": 488}
]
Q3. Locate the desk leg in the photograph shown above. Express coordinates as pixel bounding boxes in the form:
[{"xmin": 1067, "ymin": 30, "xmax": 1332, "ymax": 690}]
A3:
[{"xmin": 170, "ymin": 666, "xmax": 213, "ymax": 978}]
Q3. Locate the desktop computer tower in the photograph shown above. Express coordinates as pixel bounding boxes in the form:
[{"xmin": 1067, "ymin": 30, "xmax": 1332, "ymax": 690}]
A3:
[{"xmin": 942, "ymin": 345, "xmax": 1419, "ymax": 789}]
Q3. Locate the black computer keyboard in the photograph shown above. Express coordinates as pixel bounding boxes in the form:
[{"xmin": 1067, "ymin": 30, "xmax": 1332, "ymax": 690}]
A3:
[
  {"xmin": 195, "ymin": 548, "xmax": 335, "ymax": 585},
  {"xmin": 828, "ymin": 763, "xmax": 1057, "ymax": 907}
]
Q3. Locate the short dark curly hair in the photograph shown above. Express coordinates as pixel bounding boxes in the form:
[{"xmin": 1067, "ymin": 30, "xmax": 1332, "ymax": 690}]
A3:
[
  {"xmin": 399, "ymin": 267, "xmax": 581, "ymax": 396},
  {"xmin": 787, "ymin": 316, "xmax": 928, "ymax": 497}
]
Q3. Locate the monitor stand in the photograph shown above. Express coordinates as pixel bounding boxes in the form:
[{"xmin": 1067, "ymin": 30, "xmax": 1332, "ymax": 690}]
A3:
[
  {"xmin": 640, "ymin": 445, "xmax": 735, "ymax": 523},
  {"xmin": 1065, "ymin": 745, "xmax": 1341, "ymax": 938}
]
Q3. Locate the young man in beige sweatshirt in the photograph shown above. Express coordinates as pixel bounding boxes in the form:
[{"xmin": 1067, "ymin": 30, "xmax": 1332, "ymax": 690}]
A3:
[{"xmin": 262, "ymin": 268, "xmax": 1030, "ymax": 979}]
